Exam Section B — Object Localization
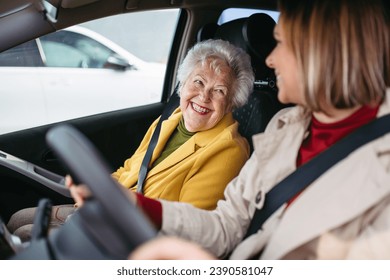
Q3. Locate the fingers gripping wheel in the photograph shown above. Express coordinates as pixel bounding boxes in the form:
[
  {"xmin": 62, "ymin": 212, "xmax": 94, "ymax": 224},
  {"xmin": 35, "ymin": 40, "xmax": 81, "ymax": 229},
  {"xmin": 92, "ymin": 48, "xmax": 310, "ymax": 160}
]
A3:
[{"xmin": 45, "ymin": 124, "xmax": 157, "ymax": 259}]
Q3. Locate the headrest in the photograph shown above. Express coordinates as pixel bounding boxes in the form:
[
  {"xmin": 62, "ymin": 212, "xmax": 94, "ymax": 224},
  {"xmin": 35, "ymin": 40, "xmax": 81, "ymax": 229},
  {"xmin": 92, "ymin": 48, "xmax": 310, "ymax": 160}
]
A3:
[{"xmin": 197, "ymin": 13, "xmax": 277, "ymax": 90}]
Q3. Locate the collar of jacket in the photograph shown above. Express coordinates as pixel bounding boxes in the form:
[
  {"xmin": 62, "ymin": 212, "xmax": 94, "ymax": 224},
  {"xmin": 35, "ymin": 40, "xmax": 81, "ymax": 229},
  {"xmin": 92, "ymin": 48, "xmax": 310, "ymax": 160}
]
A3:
[
  {"xmin": 245, "ymin": 106, "xmax": 311, "ymax": 201},
  {"xmin": 163, "ymin": 107, "xmax": 236, "ymax": 147},
  {"xmin": 148, "ymin": 107, "xmax": 236, "ymax": 174}
]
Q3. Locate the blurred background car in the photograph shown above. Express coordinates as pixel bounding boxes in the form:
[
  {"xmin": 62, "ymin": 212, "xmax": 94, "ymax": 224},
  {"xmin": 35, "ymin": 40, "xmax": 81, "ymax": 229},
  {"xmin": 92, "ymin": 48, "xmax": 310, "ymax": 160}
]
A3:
[{"xmin": 0, "ymin": 25, "xmax": 166, "ymax": 134}]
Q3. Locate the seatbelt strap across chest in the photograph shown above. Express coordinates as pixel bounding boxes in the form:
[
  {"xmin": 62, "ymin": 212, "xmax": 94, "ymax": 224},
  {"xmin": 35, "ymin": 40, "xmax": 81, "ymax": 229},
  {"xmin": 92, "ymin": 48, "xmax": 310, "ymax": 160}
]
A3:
[{"xmin": 137, "ymin": 89, "xmax": 180, "ymax": 194}]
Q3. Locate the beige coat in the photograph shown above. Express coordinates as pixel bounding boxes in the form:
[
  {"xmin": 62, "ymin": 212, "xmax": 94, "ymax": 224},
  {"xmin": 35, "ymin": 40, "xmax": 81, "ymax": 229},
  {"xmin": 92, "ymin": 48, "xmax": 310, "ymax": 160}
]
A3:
[{"xmin": 161, "ymin": 88, "xmax": 390, "ymax": 259}]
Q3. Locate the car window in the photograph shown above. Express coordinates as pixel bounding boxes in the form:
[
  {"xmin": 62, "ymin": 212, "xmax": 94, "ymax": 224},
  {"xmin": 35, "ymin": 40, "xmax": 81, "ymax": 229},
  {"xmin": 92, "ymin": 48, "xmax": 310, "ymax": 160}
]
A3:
[
  {"xmin": 40, "ymin": 29, "xmax": 115, "ymax": 68},
  {"xmin": 0, "ymin": 9, "xmax": 179, "ymax": 135},
  {"xmin": 40, "ymin": 40, "xmax": 90, "ymax": 68},
  {"xmin": 0, "ymin": 40, "xmax": 44, "ymax": 67},
  {"xmin": 218, "ymin": 8, "xmax": 279, "ymax": 24}
]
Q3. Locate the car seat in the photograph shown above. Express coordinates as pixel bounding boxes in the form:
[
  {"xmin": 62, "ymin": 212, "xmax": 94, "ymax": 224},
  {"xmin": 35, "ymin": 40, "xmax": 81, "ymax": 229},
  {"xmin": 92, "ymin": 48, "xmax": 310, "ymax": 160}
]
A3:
[{"xmin": 197, "ymin": 13, "xmax": 287, "ymax": 152}]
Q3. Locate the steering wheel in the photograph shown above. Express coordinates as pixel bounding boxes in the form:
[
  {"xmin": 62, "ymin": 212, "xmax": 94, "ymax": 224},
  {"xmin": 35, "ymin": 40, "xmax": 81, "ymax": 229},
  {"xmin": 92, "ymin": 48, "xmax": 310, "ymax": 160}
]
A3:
[{"xmin": 12, "ymin": 124, "xmax": 156, "ymax": 259}]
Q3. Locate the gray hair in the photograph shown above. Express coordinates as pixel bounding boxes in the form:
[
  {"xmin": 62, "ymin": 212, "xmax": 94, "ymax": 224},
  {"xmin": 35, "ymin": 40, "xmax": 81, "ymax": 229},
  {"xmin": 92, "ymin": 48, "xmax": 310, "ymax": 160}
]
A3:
[{"xmin": 176, "ymin": 39, "xmax": 254, "ymax": 109}]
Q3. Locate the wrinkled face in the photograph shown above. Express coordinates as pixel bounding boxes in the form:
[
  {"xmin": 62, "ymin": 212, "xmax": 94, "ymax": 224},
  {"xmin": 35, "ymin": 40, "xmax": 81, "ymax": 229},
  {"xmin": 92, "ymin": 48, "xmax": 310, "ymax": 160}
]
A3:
[
  {"xmin": 266, "ymin": 23, "xmax": 305, "ymax": 106},
  {"xmin": 180, "ymin": 60, "xmax": 233, "ymax": 132}
]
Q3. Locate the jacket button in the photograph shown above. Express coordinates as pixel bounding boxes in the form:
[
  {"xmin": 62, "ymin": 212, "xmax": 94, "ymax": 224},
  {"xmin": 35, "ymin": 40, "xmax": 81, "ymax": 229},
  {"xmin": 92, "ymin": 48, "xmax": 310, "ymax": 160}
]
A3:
[{"xmin": 255, "ymin": 191, "xmax": 262, "ymax": 203}]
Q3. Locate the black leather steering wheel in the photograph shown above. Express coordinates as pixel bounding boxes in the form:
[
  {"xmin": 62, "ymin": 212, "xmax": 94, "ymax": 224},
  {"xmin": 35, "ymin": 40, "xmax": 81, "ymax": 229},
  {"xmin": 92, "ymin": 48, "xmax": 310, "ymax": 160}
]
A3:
[{"xmin": 12, "ymin": 124, "xmax": 156, "ymax": 259}]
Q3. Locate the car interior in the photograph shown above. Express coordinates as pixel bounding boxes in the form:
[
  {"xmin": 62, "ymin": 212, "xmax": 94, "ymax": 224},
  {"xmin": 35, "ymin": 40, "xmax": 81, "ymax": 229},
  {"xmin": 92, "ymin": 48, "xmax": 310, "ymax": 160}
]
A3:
[{"xmin": 0, "ymin": 0, "xmax": 288, "ymax": 259}]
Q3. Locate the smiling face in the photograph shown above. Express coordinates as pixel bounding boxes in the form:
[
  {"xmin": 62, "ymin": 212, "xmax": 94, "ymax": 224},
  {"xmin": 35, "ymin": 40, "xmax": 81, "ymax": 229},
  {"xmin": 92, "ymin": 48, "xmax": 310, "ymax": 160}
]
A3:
[
  {"xmin": 179, "ymin": 59, "xmax": 233, "ymax": 132},
  {"xmin": 266, "ymin": 23, "xmax": 305, "ymax": 106}
]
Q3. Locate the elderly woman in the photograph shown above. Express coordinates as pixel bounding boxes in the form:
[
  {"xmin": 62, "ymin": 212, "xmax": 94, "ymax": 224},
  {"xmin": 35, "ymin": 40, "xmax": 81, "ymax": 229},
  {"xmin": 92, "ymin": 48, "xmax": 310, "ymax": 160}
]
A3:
[
  {"xmin": 8, "ymin": 39, "xmax": 254, "ymax": 240},
  {"xmin": 111, "ymin": 38, "xmax": 253, "ymax": 209}
]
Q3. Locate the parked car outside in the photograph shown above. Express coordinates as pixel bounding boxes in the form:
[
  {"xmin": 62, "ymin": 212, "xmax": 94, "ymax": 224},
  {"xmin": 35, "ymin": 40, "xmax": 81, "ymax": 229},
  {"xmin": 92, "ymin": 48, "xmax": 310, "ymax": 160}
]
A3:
[{"xmin": 0, "ymin": 25, "xmax": 166, "ymax": 134}]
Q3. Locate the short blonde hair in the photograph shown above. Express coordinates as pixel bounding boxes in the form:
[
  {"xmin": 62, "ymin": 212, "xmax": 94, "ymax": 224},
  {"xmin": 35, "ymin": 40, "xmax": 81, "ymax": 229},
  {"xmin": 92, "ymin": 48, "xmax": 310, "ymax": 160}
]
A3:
[{"xmin": 278, "ymin": 0, "xmax": 390, "ymax": 111}]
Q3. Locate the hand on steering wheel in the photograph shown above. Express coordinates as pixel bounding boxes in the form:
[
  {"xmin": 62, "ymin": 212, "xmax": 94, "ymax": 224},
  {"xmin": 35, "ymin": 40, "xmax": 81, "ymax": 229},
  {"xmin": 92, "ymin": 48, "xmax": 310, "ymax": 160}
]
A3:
[{"xmin": 65, "ymin": 175, "xmax": 90, "ymax": 208}]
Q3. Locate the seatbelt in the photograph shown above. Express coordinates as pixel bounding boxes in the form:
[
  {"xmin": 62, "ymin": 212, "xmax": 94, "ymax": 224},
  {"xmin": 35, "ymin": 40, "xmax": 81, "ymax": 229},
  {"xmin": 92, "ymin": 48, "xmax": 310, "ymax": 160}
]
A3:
[
  {"xmin": 244, "ymin": 113, "xmax": 390, "ymax": 239},
  {"xmin": 137, "ymin": 88, "xmax": 180, "ymax": 194}
]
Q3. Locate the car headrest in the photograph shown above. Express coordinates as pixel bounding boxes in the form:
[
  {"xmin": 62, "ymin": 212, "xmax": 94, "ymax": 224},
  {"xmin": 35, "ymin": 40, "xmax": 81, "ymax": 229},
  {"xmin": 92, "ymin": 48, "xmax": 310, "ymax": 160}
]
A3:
[{"xmin": 197, "ymin": 13, "xmax": 276, "ymax": 88}]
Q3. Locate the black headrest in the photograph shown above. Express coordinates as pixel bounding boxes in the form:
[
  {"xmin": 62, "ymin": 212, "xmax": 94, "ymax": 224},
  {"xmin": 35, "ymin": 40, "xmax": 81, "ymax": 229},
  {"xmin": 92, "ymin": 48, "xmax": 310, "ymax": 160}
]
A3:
[{"xmin": 197, "ymin": 13, "xmax": 276, "ymax": 85}]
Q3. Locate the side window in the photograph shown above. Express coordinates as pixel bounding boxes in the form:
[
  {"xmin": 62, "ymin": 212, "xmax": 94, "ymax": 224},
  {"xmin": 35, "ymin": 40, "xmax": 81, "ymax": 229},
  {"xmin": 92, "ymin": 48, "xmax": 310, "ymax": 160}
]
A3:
[
  {"xmin": 0, "ymin": 9, "xmax": 179, "ymax": 135},
  {"xmin": 0, "ymin": 40, "xmax": 44, "ymax": 67},
  {"xmin": 218, "ymin": 8, "xmax": 279, "ymax": 24},
  {"xmin": 40, "ymin": 29, "xmax": 115, "ymax": 68}
]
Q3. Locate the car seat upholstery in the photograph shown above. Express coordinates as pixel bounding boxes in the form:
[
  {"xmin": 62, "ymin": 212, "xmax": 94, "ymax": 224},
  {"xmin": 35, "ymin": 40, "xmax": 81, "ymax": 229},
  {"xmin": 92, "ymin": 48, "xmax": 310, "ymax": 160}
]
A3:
[{"xmin": 197, "ymin": 13, "xmax": 287, "ymax": 152}]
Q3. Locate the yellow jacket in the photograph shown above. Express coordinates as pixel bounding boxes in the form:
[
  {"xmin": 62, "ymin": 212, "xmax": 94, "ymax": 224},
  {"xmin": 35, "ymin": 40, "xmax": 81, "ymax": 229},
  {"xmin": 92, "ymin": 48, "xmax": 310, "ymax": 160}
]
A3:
[{"xmin": 112, "ymin": 107, "xmax": 249, "ymax": 210}]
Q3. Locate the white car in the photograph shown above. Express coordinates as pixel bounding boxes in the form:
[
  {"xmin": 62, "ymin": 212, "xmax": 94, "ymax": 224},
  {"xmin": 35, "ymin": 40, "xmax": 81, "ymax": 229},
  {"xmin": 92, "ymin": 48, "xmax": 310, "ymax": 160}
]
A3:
[{"xmin": 0, "ymin": 26, "xmax": 166, "ymax": 134}]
